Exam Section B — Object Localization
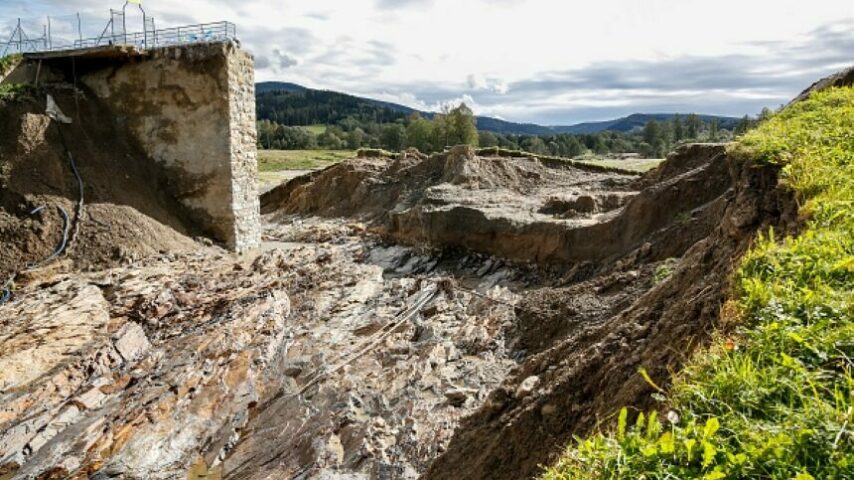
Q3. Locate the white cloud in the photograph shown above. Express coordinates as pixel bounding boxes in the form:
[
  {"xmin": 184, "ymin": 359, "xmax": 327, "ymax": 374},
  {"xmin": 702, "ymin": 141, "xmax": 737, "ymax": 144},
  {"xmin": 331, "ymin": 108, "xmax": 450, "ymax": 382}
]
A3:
[
  {"xmin": 467, "ymin": 74, "xmax": 509, "ymax": 94},
  {"xmin": 2, "ymin": 0, "xmax": 852, "ymax": 123}
]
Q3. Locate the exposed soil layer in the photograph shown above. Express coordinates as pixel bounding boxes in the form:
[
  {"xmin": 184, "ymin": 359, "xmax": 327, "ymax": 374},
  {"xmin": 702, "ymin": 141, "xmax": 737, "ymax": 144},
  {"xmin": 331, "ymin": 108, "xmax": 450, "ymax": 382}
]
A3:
[
  {"xmin": 422, "ymin": 152, "xmax": 798, "ymax": 480},
  {"xmin": 262, "ymin": 145, "xmax": 730, "ymax": 265},
  {"xmin": 0, "ymin": 87, "xmax": 199, "ymax": 280}
]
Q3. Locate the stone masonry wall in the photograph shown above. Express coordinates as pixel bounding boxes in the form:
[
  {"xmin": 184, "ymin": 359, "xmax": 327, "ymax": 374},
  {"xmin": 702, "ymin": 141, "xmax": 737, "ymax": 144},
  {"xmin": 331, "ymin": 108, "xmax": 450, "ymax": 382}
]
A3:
[
  {"xmin": 77, "ymin": 42, "xmax": 260, "ymax": 251},
  {"xmin": 226, "ymin": 45, "xmax": 261, "ymax": 251}
]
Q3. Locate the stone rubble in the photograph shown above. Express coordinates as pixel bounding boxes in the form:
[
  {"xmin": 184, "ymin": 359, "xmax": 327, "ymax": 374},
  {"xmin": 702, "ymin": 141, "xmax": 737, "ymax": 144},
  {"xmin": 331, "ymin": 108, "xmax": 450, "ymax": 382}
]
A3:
[{"xmin": 0, "ymin": 217, "xmax": 521, "ymax": 479}]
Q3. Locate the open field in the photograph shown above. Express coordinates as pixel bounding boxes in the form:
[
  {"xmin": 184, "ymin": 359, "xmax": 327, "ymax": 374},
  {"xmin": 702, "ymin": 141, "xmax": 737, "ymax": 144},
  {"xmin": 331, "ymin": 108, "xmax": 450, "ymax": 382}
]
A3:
[
  {"xmin": 575, "ymin": 157, "xmax": 663, "ymax": 172},
  {"xmin": 299, "ymin": 124, "xmax": 328, "ymax": 135},
  {"xmin": 258, "ymin": 149, "xmax": 354, "ymax": 171}
]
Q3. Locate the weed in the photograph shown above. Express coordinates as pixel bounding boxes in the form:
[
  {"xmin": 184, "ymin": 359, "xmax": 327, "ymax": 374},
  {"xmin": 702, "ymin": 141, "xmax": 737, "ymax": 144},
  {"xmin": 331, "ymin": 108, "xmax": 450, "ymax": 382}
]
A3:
[
  {"xmin": 653, "ymin": 258, "xmax": 678, "ymax": 284},
  {"xmin": 0, "ymin": 53, "xmax": 22, "ymax": 77},
  {"xmin": 0, "ymin": 83, "xmax": 33, "ymax": 103}
]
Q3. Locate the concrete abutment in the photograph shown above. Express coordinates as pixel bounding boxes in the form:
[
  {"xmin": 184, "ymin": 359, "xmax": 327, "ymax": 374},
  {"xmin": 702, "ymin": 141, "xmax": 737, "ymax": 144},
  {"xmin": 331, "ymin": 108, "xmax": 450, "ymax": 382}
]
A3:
[{"xmin": 6, "ymin": 41, "xmax": 261, "ymax": 251}]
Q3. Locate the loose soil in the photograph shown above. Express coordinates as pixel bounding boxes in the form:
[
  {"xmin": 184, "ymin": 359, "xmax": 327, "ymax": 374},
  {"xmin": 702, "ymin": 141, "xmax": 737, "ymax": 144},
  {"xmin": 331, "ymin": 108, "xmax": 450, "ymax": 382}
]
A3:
[{"xmin": 0, "ymin": 87, "xmax": 200, "ymax": 280}]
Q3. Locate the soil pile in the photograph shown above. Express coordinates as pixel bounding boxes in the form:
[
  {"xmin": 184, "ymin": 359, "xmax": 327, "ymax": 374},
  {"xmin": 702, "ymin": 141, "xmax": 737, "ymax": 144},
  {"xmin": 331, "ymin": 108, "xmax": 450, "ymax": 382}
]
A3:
[
  {"xmin": 263, "ymin": 144, "xmax": 731, "ymax": 265},
  {"xmin": 0, "ymin": 87, "xmax": 199, "ymax": 280}
]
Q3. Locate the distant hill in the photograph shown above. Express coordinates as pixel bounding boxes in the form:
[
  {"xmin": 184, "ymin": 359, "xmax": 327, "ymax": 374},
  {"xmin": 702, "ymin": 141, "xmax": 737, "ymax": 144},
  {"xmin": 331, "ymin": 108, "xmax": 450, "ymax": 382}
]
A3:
[
  {"xmin": 553, "ymin": 113, "xmax": 740, "ymax": 134},
  {"xmin": 255, "ymin": 82, "xmax": 306, "ymax": 94},
  {"xmin": 255, "ymin": 81, "xmax": 739, "ymax": 135}
]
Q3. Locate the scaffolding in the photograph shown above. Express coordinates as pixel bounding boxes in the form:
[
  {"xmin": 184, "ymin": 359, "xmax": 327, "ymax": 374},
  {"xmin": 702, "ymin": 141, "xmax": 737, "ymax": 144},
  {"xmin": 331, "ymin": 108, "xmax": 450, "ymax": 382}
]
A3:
[{"xmin": 1, "ymin": 2, "xmax": 237, "ymax": 56}]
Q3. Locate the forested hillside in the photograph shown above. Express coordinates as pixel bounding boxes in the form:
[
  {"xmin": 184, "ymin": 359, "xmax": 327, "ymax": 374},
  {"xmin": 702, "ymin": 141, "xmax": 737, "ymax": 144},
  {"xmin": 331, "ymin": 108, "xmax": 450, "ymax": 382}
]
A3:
[{"xmin": 255, "ymin": 81, "xmax": 756, "ymax": 157}]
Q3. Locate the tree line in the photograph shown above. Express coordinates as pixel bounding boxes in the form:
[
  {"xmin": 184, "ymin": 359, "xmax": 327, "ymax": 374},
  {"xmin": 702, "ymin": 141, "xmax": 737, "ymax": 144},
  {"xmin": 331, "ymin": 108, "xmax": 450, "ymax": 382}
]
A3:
[{"xmin": 257, "ymin": 102, "xmax": 766, "ymax": 157}]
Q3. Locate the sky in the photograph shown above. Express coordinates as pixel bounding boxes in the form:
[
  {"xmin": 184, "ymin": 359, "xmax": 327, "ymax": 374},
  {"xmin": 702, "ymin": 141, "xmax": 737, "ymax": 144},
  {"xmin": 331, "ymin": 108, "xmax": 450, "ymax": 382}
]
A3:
[{"xmin": 1, "ymin": 0, "xmax": 853, "ymax": 125}]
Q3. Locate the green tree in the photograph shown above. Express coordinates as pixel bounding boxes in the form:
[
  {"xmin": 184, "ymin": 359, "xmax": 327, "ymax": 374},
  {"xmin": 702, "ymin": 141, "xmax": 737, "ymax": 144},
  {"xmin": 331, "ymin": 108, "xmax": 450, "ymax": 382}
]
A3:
[
  {"xmin": 708, "ymin": 118, "xmax": 720, "ymax": 141},
  {"xmin": 685, "ymin": 113, "xmax": 701, "ymax": 139},
  {"xmin": 672, "ymin": 114, "xmax": 684, "ymax": 141},
  {"xmin": 444, "ymin": 103, "xmax": 479, "ymax": 147},
  {"xmin": 478, "ymin": 131, "xmax": 499, "ymax": 147},
  {"xmin": 522, "ymin": 137, "xmax": 548, "ymax": 155},
  {"xmin": 346, "ymin": 128, "xmax": 365, "ymax": 149},
  {"xmin": 380, "ymin": 123, "xmax": 407, "ymax": 151},
  {"xmin": 734, "ymin": 115, "xmax": 753, "ymax": 136},
  {"xmin": 643, "ymin": 120, "xmax": 666, "ymax": 157},
  {"xmin": 405, "ymin": 113, "xmax": 434, "ymax": 153}
]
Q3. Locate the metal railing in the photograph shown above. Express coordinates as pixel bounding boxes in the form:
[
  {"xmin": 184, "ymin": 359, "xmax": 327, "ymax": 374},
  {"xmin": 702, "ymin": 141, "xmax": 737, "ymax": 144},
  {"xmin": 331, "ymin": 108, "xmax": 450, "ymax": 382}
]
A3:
[
  {"xmin": 73, "ymin": 21, "xmax": 237, "ymax": 51},
  {"xmin": 1, "ymin": 15, "xmax": 237, "ymax": 56}
]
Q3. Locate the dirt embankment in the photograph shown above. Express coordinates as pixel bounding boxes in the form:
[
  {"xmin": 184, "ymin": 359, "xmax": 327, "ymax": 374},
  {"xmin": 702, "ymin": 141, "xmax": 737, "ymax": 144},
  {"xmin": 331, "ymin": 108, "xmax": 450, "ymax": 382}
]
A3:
[
  {"xmin": 422, "ymin": 154, "xmax": 797, "ymax": 480},
  {"xmin": 0, "ymin": 87, "xmax": 200, "ymax": 279}
]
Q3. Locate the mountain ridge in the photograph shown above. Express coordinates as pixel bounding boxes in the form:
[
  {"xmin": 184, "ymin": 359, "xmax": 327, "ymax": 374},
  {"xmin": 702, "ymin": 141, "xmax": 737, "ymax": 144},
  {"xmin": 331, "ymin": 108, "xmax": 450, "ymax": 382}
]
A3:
[{"xmin": 256, "ymin": 81, "xmax": 740, "ymax": 135}]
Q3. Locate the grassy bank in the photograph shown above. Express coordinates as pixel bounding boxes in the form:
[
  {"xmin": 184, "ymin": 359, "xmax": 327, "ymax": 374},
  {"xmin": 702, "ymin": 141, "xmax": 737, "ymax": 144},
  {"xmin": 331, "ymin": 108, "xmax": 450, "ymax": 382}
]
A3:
[
  {"xmin": 543, "ymin": 87, "xmax": 853, "ymax": 479},
  {"xmin": 258, "ymin": 149, "xmax": 354, "ymax": 172}
]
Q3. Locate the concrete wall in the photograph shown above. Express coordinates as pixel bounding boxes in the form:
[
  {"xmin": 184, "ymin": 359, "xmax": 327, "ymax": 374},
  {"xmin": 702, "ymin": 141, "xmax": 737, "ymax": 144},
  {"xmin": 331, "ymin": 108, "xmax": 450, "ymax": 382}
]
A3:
[{"xmin": 16, "ymin": 42, "xmax": 261, "ymax": 251}]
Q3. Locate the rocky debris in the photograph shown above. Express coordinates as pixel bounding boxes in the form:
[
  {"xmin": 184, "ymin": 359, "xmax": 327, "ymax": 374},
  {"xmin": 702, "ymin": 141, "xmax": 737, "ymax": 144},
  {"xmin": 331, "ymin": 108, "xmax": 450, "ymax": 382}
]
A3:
[
  {"xmin": 0, "ymin": 216, "xmax": 524, "ymax": 478},
  {"xmin": 0, "ymin": 250, "xmax": 292, "ymax": 479},
  {"xmin": 221, "ymin": 221, "xmax": 520, "ymax": 479}
]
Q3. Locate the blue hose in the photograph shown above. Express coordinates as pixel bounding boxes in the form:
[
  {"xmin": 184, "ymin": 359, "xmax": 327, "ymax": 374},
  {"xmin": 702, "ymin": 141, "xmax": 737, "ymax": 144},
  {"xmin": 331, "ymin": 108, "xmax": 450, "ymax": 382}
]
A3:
[{"xmin": 0, "ymin": 205, "xmax": 71, "ymax": 306}]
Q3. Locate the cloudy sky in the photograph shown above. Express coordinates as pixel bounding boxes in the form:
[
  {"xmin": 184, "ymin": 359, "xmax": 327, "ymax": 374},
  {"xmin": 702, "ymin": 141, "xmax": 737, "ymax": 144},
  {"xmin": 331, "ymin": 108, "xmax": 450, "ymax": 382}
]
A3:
[{"xmin": 2, "ymin": 0, "xmax": 852, "ymax": 125}]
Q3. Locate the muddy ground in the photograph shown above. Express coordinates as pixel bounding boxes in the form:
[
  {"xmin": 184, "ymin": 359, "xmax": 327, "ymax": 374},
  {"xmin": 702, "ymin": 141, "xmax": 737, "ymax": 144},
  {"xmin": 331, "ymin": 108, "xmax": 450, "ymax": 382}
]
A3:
[{"xmin": 0, "ymin": 95, "xmax": 796, "ymax": 480}]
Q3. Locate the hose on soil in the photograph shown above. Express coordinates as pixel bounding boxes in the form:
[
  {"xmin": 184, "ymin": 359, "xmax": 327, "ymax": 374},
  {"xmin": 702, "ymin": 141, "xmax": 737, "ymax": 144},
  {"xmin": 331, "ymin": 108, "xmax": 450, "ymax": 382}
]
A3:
[
  {"xmin": 0, "ymin": 205, "xmax": 71, "ymax": 305},
  {"xmin": 0, "ymin": 122, "xmax": 85, "ymax": 306}
]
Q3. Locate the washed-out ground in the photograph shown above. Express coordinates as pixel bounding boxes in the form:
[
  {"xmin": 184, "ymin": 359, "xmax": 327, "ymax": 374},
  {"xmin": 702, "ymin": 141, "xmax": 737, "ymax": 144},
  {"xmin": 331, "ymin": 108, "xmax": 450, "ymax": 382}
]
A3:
[{"xmin": 1, "ymin": 138, "xmax": 790, "ymax": 479}]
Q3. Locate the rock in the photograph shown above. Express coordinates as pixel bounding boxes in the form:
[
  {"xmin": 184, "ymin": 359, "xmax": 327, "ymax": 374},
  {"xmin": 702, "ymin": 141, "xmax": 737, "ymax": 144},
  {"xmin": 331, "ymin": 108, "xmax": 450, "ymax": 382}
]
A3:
[
  {"xmin": 540, "ymin": 403, "xmax": 558, "ymax": 416},
  {"xmin": 515, "ymin": 375, "xmax": 540, "ymax": 399},
  {"xmin": 445, "ymin": 388, "xmax": 476, "ymax": 407},
  {"xmin": 72, "ymin": 387, "xmax": 106, "ymax": 411},
  {"xmin": 112, "ymin": 322, "xmax": 151, "ymax": 363}
]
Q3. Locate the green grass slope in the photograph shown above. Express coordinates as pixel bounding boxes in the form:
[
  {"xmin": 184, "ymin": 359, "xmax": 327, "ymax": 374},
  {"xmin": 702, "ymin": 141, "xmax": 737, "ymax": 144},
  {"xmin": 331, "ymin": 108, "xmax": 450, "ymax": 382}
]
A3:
[{"xmin": 543, "ymin": 87, "xmax": 854, "ymax": 480}]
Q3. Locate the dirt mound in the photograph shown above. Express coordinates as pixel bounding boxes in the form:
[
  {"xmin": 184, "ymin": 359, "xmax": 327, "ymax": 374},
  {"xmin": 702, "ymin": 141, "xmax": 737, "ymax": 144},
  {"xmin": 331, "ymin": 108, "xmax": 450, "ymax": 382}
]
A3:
[
  {"xmin": 0, "ymin": 87, "xmax": 199, "ymax": 279},
  {"xmin": 262, "ymin": 145, "xmax": 733, "ymax": 267}
]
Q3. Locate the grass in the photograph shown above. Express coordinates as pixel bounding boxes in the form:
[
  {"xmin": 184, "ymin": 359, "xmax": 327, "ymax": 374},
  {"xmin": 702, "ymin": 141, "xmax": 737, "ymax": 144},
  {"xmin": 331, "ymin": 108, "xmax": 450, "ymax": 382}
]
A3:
[
  {"xmin": 542, "ymin": 87, "xmax": 854, "ymax": 480},
  {"xmin": 576, "ymin": 158, "xmax": 663, "ymax": 173},
  {"xmin": 299, "ymin": 124, "xmax": 327, "ymax": 135},
  {"xmin": 0, "ymin": 83, "xmax": 33, "ymax": 103},
  {"xmin": 0, "ymin": 53, "xmax": 21, "ymax": 77},
  {"xmin": 258, "ymin": 149, "xmax": 354, "ymax": 172}
]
